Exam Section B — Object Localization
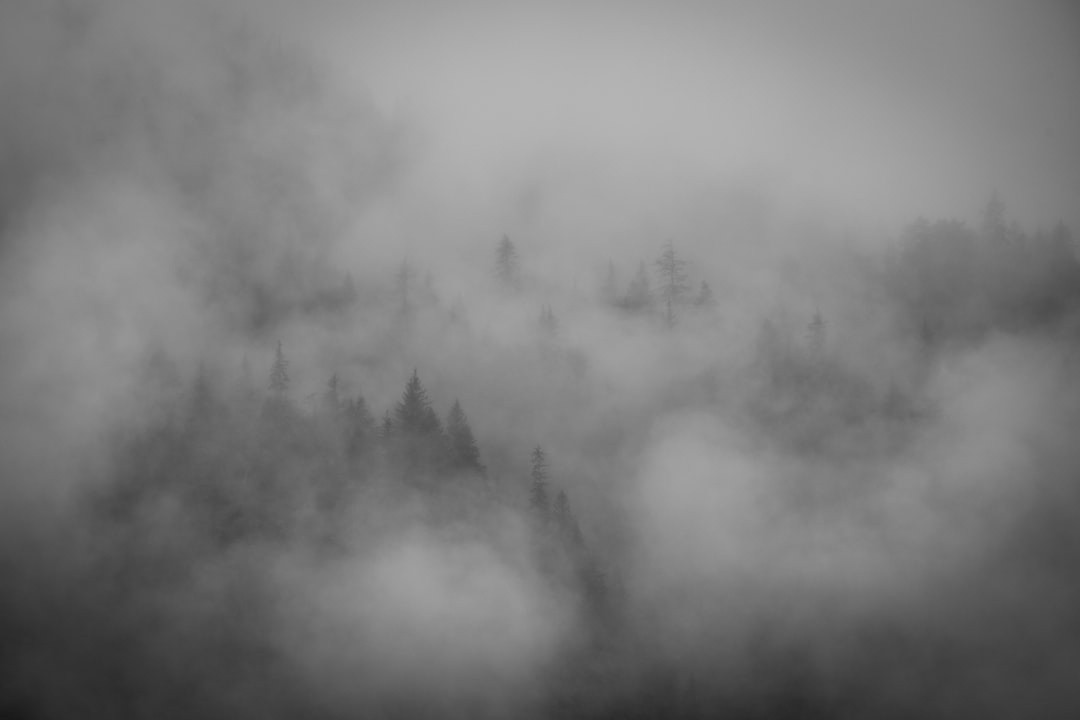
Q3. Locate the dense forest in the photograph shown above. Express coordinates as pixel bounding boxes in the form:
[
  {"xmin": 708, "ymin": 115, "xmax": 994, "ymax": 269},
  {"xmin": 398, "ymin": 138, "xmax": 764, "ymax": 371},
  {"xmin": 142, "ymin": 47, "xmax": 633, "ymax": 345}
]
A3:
[{"xmin": 3, "ymin": 2, "xmax": 1080, "ymax": 719}]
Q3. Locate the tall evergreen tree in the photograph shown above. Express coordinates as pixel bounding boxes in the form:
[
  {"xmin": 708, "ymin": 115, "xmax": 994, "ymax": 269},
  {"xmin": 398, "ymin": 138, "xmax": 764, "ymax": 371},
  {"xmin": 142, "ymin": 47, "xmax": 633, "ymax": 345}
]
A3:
[
  {"xmin": 269, "ymin": 341, "xmax": 289, "ymax": 397},
  {"xmin": 495, "ymin": 234, "xmax": 521, "ymax": 290},
  {"xmin": 529, "ymin": 445, "xmax": 550, "ymax": 521},
  {"xmin": 446, "ymin": 399, "xmax": 483, "ymax": 474},
  {"xmin": 394, "ymin": 369, "xmax": 438, "ymax": 435},
  {"xmin": 655, "ymin": 240, "xmax": 690, "ymax": 329}
]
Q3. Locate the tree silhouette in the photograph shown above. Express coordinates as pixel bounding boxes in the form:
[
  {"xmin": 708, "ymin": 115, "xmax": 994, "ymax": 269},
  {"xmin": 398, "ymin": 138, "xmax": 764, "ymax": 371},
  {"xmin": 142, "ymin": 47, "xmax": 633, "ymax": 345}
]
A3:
[
  {"xmin": 446, "ymin": 399, "xmax": 484, "ymax": 474},
  {"xmin": 269, "ymin": 341, "xmax": 289, "ymax": 397},
  {"xmin": 495, "ymin": 234, "xmax": 520, "ymax": 290},
  {"xmin": 655, "ymin": 240, "xmax": 689, "ymax": 329},
  {"xmin": 529, "ymin": 445, "xmax": 550, "ymax": 521}
]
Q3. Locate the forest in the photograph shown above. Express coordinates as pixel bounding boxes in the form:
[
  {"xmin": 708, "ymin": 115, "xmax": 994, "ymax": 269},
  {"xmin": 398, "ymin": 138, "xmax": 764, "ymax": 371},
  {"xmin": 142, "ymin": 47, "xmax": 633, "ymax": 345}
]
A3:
[{"xmin": 2, "ymin": 2, "xmax": 1080, "ymax": 719}]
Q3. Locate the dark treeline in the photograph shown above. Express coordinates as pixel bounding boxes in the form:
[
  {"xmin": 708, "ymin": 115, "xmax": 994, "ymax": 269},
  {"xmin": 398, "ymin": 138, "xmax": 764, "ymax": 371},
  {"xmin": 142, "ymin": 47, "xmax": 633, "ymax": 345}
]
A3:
[
  {"xmin": 4, "ymin": 4, "xmax": 1080, "ymax": 719},
  {"xmin": 19, "ymin": 192, "xmax": 1072, "ymax": 719}
]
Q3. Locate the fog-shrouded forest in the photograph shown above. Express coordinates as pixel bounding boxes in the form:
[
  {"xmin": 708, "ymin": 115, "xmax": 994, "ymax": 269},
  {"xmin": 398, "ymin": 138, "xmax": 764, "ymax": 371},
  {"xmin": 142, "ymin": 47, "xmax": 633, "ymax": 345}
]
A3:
[{"xmin": 3, "ymin": 1, "xmax": 1080, "ymax": 718}]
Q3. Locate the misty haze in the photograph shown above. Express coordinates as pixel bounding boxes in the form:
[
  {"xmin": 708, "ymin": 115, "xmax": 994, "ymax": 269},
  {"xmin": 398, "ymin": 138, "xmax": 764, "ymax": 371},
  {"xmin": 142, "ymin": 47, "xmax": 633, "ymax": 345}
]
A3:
[{"xmin": 3, "ymin": 1, "xmax": 1080, "ymax": 718}]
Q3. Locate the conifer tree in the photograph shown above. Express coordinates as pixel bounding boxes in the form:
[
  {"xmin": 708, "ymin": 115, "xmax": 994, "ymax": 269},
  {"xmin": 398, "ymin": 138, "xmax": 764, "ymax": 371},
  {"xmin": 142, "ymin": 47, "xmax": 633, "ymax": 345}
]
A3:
[
  {"xmin": 495, "ymin": 234, "xmax": 520, "ymax": 290},
  {"xmin": 379, "ymin": 410, "xmax": 393, "ymax": 446},
  {"xmin": 655, "ymin": 240, "xmax": 690, "ymax": 329},
  {"xmin": 394, "ymin": 369, "xmax": 436, "ymax": 435},
  {"xmin": 446, "ymin": 399, "xmax": 484, "ymax": 474},
  {"xmin": 269, "ymin": 341, "xmax": 289, "ymax": 397},
  {"xmin": 529, "ymin": 445, "xmax": 550, "ymax": 521}
]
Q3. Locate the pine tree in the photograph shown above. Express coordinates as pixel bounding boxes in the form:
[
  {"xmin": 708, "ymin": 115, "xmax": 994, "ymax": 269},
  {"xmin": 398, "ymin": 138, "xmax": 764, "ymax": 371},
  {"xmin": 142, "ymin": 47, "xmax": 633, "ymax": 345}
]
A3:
[
  {"xmin": 552, "ymin": 489, "xmax": 573, "ymax": 538},
  {"xmin": 655, "ymin": 240, "xmax": 690, "ymax": 329},
  {"xmin": 394, "ymin": 369, "xmax": 438, "ymax": 435},
  {"xmin": 529, "ymin": 445, "xmax": 550, "ymax": 521},
  {"xmin": 391, "ymin": 370, "xmax": 445, "ymax": 480},
  {"xmin": 446, "ymin": 399, "xmax": 483, "ymax": 473},
  {"xmin": 269, "ymin": 341, "xmax": 289, "ymax": 396},
  {"xmin": 379, "ymin": 410, "xmax": 393, "ymax": 446},
  {"xmin": 981, "ymin": 190, "xmax": 1007, "ymax": 244},
  {"xmin": 495, "ymin": 234, "xmax": 520, "ymax": 290}
]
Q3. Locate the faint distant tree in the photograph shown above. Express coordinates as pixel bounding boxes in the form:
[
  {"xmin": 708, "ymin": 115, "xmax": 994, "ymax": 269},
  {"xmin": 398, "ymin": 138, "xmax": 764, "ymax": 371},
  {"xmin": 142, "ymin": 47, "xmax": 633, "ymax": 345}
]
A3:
[
  {"xmin": 378, "ymin": 410, "xmax": 393, "ymax": 448},
  {"xmin": 655, "ymin": 241, "xmax": 690, "ymax": 329},
  {"xmin": 623, "ymin": 260, "xmax": 653, "ymax": 313},
  {"xmin": 269, "ymin": 341, "xmax": 290, "ymax": 397},
  {"xmin": 529, "ymin": 445, "xmax": 550, "ymax": 522},
  {"xmin": 539, "ymin": 304, "xmax": 559, "ymax": 337},
  {"xmin": 981, "ymin": 190, "xmax": 1008, "ymax": 244},
  {"xmin": 495, "ymin": 234, "xmax": 521, "ymax": 290},
  {"xmin": 446, "ymin": 399, "xmax": 484, "ymax": 474},
  {"xmin": 693, "ymin": 280, "xmax": 715, "ymax": 309},
  {"xmin": 552, "ymin": 489, "xmax": 583, "ymax": 548}
]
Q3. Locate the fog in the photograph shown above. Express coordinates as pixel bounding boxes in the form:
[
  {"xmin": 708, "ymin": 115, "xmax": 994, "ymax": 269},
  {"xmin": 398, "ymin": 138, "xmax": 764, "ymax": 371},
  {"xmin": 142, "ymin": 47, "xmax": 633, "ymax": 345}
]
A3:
[{"xmin": 2, "ymin": 1, "xmax": 1080, "ymax": 718}]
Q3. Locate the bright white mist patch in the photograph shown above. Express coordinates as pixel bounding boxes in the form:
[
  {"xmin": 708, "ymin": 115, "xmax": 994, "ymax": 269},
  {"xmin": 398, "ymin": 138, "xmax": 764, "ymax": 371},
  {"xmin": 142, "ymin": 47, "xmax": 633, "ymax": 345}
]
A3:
[{"xmin": 281, "ymin": 529, "xmax": 570, "ymax": 709}]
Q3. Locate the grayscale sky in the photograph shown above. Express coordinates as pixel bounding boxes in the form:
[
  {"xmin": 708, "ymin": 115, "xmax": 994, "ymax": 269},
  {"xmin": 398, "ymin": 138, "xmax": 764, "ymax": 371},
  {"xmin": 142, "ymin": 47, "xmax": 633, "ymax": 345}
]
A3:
[{"xmin": 292, "ymin": 0, "xmax": 1080, "ymax": 233}]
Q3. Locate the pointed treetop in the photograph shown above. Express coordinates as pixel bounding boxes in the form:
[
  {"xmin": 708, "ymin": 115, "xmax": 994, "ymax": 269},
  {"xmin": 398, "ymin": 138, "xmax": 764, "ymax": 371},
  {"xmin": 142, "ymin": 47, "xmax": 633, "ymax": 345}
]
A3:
[
  {"xmin": 495, "ymin": 234, "xmax": 521, "ymax": 289},
  {"xmin": 447, "ymin": 399, "xmax": 483, "ymax": 472},
  {"xmin": 269, "ymin": 341, "xmax": 289, "ymax": 395},
  {"xmin": 529, "ymin": 445, "xmax": 550, "ymax": 517},
  {"xmin": 394, "ymin": 369, "xmax": 439, "ymax": 435}
]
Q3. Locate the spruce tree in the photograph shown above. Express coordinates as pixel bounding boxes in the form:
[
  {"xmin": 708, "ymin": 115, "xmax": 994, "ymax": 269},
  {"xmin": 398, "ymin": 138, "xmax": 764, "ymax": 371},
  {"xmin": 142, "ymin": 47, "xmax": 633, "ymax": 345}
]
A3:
[
  {"xmin": 529, "ymin": 445, "xmax": 550, "ymax": 521},
  {"xmin": 269, "ymin": 341, "xmax": 289, "ymax": 397},
  {"xmin": 655, "ymin": 240, "xmax": 689, "ymax": 329},
  {"xmin": 394, "ymin": 369, "xmax": 436, "ymax": 435},
  {"xmin": 495, "ymin": 234, "xmax": 520, "ymax": 290},
  {"xmin": 446, "ymin": 399, "xmax": 483, "ymax": 473}
]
